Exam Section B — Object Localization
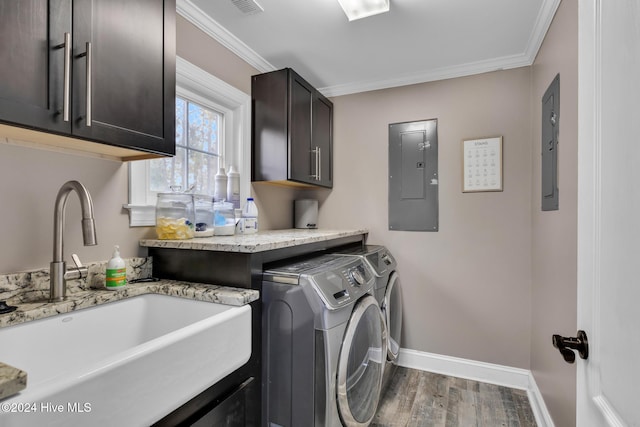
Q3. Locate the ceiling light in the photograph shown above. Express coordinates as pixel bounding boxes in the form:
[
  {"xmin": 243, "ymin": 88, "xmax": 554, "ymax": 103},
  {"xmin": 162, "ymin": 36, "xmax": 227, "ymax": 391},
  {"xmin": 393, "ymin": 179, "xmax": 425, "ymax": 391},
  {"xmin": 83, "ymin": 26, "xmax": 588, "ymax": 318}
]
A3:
[{"xmin": 337, "ymin": 0, "xmax": 390, "ymax": 21}]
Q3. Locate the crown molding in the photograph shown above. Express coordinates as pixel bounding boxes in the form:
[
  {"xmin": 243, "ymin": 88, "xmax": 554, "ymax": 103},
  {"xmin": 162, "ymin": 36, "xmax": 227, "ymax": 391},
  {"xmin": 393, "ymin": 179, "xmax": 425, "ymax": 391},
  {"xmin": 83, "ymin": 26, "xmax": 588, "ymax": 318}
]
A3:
[
  {"xmin": 176, "ymin": 0, "xmax": 276, "ymax": 73},
  {"xmin": 177, "ymin": 0, "xmax": 560, "ymax": 98},
  {"xmin": 318, "ymin": 53, "xmax": 533, "ymax": 97},
  {"xmin": 524, "ymin": 0, "xmax": 562, "ymax": 63}
]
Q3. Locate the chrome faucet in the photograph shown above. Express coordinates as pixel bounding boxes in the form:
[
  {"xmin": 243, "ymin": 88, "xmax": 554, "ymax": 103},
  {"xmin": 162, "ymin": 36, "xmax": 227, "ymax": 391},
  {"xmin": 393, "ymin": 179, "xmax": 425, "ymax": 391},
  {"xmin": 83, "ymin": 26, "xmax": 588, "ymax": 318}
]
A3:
[{"xmin": 49, "ymin": 181, "xmax": 98, "ymax": 302}]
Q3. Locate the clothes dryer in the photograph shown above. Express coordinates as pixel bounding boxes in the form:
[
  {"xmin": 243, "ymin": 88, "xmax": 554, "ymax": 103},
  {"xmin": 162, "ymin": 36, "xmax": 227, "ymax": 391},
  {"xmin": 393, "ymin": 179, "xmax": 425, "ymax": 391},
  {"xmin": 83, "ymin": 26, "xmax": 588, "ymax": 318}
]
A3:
[
  {"xmin": 333, "ymin": 245, "xmax": 403, "ymax": 391},
  {"xmin": 262, "ymin": 254, "xmax": 386, "ymax": 427}
]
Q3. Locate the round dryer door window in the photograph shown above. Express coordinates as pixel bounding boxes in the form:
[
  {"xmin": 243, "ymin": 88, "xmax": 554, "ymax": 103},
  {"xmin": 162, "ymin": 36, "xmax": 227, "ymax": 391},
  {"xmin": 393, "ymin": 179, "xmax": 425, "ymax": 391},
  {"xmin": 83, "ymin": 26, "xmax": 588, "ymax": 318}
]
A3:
[{"xmin": 336, "ymin": 295, "xmax": 386, "ymax": 427}]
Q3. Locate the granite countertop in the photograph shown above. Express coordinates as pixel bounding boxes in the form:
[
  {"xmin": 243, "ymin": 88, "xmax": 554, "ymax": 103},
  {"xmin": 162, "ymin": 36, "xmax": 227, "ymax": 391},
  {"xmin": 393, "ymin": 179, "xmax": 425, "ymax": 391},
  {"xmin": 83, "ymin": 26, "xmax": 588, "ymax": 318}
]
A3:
[
  {"xmin": 0, "ymin": 279, "xmax": 259, "ymax": 329},
  {"xmin": 0, "ymin": 363, "xmax": 27, "ymax": 402},
  {"xmin": 140, "ymin": 228, "xmax": 368, "ymax": 252},
  {"xmin": 0, "ymin": 258, "xmax": 259, "ymax": 401}
]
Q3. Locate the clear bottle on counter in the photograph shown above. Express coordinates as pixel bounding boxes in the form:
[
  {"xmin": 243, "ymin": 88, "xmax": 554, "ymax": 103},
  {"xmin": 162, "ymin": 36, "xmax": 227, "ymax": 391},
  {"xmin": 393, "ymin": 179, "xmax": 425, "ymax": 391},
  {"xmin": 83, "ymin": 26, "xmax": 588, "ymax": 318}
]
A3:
[
  {"xmin": 194, "ymin": 194, "xmax": 214, "ymax": 237},
  {"xmin": 155, "ymin": 187, "xmax": 195, "ymax": 240},
  {"xmin": 213, "ymin": 201, "xmax": 236, "ymax": 235}
]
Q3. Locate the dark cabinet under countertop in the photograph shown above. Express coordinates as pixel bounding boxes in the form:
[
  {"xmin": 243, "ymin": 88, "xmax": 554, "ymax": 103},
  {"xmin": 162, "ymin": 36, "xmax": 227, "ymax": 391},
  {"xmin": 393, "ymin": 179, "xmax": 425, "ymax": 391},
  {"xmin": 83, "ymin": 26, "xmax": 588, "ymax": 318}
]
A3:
[
  {"xmin": 0, "ymin": 0, "xmax": 175, "ymax": 158},
  {"xmin": 252, "ymin": 68, "xmax": 333, "ymax": 188}
]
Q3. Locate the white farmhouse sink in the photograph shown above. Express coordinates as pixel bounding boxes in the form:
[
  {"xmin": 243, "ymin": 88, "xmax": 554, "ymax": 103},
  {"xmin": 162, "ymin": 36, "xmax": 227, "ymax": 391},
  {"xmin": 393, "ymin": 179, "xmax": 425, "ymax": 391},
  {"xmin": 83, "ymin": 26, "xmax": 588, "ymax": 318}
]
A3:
[{"xmin": 0, "ymin": 294, "xmax": 251, "ymax": 427}]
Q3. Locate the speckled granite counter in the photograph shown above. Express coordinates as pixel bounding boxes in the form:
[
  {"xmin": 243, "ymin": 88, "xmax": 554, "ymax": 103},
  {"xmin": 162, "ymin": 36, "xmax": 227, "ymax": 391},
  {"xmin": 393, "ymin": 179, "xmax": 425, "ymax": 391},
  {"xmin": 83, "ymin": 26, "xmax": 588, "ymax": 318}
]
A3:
[
  {"xmin": 0, "ymin": 363, "xmax": 27, "ymax": 401},
  {"xmin": 0, "ymin": 257, "xmax": 259, "ymax": 400},
  {"xmin": 0, "ymin": 279, "xmax": 258, "ymax": 329},
  {"xmin": 140, "ymin": 229, "xmax": 368, "ymax": 252}
]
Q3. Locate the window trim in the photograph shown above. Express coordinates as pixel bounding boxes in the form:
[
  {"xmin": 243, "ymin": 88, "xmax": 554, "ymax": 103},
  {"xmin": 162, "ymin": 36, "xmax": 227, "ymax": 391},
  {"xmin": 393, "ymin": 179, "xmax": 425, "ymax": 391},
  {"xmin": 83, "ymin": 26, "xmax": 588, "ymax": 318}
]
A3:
[{"xmin": 125, "ymin": 56, "xmax": 251, "ymax": 226}]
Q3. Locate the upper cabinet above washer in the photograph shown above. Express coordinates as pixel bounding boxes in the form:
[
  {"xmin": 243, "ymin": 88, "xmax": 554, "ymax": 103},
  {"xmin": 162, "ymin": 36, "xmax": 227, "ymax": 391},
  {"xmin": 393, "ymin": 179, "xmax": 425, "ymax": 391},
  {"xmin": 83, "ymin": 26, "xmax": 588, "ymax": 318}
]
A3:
[
  {"xmin": 0, "ymin": 0, "xmax": 176, "ymax": 160},
  {"xmin": 252, "ymin": 68, "xmax": 333, "ymax": 188}
]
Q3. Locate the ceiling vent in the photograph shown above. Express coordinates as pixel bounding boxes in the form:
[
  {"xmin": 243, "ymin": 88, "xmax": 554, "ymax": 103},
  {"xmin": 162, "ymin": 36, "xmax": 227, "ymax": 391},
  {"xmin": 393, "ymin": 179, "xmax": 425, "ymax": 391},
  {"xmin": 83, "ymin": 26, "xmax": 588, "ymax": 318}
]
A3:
[{"xmin": 231, "ymin": 0, "xmax": 264, "ymax": 15}]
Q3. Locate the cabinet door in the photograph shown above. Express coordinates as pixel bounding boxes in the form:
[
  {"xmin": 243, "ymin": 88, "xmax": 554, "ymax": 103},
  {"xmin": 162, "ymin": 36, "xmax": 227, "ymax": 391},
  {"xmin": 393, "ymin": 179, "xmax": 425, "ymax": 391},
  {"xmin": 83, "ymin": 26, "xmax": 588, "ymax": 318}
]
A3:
[
  {"xmin": 313, "ymin": 94, "xmax": 333, "ymax": 188},
  {"xmin": 72, "ymin": 0, "xmax": 175, "ymax": 155},
  {"xmin": 288, "ymin": 72, "xmax": 314, "ymax": 185},
  {"xmin": 0, "ymin": 0, "xmax": 71, "ymax": 133}
]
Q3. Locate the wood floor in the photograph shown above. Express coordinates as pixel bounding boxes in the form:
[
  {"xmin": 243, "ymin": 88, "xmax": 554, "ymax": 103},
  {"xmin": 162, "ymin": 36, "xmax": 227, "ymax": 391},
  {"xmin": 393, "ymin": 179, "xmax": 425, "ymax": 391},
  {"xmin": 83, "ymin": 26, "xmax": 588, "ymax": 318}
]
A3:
[{"xmin": 371, "ymin": 367, "xmax": 537, "ymax": 427}]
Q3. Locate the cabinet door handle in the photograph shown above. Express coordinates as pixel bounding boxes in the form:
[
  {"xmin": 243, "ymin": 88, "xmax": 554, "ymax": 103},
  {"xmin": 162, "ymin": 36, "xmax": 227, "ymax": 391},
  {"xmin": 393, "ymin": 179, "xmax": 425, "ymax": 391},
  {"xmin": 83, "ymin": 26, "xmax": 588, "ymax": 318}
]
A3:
[
  {"xmin": 63, "ymin": 33, "xmax": 72, "ymax": 122},
  {"xmin": 78, "ymin": 42, "xmax": 92, "ymax": 126},
  {"xmin": 85, "ymin": 42, "xmax": 92, "ymax": 127},
  {"xmin": 318, "ymin": 146, "xmax": 321, "ymax": 181},
  {"xmin": 311, "ymin": 147, "xmax": 319, "ymax": 180}
]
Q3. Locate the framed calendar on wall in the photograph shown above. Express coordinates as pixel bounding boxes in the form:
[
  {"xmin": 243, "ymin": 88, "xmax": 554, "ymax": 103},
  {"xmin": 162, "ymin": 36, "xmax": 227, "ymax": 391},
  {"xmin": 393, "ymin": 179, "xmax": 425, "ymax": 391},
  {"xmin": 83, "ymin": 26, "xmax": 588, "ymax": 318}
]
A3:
[{"xmin": 462, "ymin": 136, "xmax": 503, "ymax": 193}]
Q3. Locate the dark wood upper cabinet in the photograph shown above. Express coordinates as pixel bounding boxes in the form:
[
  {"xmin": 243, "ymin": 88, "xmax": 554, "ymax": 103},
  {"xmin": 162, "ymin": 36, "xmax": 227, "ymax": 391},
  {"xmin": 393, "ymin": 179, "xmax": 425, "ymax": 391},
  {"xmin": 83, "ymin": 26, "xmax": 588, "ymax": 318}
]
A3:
[
  {"xmin": 0, "ymin": 0, "xmax": 175, "ymax": 158},
  {"xmin": 252, "ymin": 68, "xmax": 333, "ymax": 188},
  {"xmin": 0, "ymin": 0, "xmax": 71, "ymax": 134},
  {"xmin": 313, "ymin": 94, "xmax": 333, "ymax": 188}
]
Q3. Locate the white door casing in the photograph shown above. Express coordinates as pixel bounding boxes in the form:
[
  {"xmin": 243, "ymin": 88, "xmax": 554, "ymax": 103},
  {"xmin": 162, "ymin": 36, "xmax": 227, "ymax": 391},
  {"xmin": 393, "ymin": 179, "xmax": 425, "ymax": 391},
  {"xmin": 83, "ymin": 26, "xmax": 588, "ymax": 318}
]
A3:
[{"xmin": 577, "ymin": 1, "xmax": 640, "ymax": 425}]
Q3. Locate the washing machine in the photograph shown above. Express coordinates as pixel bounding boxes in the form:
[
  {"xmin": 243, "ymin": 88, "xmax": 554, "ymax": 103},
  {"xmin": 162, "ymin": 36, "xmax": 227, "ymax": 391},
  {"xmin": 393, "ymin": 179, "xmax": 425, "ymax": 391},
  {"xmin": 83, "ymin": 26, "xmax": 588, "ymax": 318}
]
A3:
[
  {"xmin": 262, "ymin": 253, "xmax": 386, "ymax": 427},
  {"xmin": 333, "ymin": 245, "xmax": 403, "ymax": 391}
]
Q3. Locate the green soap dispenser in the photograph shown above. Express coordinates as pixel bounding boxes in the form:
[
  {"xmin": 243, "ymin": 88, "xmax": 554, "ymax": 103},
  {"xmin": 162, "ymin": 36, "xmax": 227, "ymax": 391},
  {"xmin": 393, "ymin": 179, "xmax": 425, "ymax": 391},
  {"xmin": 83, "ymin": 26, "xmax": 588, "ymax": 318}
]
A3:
[{"xmin": 106, "ymin": 245, "xmax": 127, "ymax": 290}]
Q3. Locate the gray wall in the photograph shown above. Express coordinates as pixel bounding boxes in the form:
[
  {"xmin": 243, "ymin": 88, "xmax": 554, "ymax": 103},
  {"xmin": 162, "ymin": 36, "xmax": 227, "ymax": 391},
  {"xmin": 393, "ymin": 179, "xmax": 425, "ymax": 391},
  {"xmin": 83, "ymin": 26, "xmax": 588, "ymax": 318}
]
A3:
[
  {"xmin": 319, "ymin": 69, "xmax": 534, "ymax": 368},
  {"xmin": 0, "ymin": 144, "xmax": 149, "ymax": 273},
  {"xmin": 530, "ymin": 1, "xmax": 578, "ymax": 426},
  {"xmin": 176, "ymin": 15, "xmax": 256, "ymax": 95}
]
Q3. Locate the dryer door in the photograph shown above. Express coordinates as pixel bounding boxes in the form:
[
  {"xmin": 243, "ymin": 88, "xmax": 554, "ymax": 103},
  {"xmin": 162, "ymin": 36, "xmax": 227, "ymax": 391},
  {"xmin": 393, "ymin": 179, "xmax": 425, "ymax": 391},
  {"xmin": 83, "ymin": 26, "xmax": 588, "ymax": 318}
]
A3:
[
  {"xmin": 382, "ymin": 272, "xmax": 403, "ymax": 362},
  {"xmin": 336, "ymin": 295, "xmax": 386, "ymax": 427}
]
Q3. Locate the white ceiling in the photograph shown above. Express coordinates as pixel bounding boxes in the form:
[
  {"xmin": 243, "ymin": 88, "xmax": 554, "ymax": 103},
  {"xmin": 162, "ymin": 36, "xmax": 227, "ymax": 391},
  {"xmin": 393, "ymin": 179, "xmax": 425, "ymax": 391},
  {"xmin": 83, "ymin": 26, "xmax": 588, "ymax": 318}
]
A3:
[{"xmin": 179, "ymin": 0, "xmax": 560, "ymax": 97}]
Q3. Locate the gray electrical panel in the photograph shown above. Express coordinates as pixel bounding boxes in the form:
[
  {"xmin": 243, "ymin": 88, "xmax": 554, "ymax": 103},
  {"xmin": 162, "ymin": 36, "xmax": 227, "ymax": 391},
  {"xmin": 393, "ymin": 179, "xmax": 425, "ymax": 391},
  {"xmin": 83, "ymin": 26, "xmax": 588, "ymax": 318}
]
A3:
[
  {"xmin": 389, "ymin": 119, "xmax": 438, "ymax": 231},
  {"xmin": 542, "ymin": 74, "xmax": 560, "ymax": 211}
]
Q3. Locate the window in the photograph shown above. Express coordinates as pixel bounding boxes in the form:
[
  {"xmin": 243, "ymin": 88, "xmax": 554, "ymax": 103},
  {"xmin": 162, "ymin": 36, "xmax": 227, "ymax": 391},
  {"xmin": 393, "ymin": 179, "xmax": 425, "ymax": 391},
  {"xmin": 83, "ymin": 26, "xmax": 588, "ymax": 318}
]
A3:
[
  {"xmin": 150, "ymin": 97, "xmax": 222, "ymax": 196},
  {"xmin": 126, "ymin": 57, "xmax": 251, "ymax": 226}
]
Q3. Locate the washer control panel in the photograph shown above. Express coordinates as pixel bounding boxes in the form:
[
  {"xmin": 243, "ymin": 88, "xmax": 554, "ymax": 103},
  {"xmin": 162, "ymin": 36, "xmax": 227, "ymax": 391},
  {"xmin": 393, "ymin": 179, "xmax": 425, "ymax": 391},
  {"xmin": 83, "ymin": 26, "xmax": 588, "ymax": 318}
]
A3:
[
  {"xmin": 332, "ymin": 245, "xmax": 397, "ymax": 278},
  {"xmin": 311, "ymin": 259, "xmax": 374, "ymax": 310},
  {"xmin": 381, "ymin": 253, "xmax": 393, "ymax": 266},
  {"xmin": 368, "ymin": 248, "xmax": 395, "ymax": 275},
  {"xmin": 346, "ymin": 264, "xmax": 367, "ymax": 287}
]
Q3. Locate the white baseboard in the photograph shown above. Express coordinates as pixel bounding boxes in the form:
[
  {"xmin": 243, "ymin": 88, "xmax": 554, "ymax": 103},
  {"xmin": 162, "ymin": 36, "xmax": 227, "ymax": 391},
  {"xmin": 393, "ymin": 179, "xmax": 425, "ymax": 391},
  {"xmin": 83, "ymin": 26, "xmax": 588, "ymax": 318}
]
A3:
[
  {"xmin": 397, "ymin": 348, "xmax": 555, "ymax": 427},
  {"xmin": 397, "ymin": 348, "xmax": 530, "ymax": 389},
  {"xmin": 527, "ymin": 372, "xmax": 556, "ymax": 427}
]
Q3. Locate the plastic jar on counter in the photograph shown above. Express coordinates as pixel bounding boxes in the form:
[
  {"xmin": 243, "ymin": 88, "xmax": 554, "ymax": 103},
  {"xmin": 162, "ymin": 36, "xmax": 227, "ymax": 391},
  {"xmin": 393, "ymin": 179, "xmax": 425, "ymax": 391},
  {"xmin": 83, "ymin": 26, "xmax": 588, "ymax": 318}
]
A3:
[
  {"xmin": 155, "ymin": 190, "xmax": 195, "ymax": 240},
  {"xmin": 194, "ymin": 194, "xmax": 214, "ymax": 237},
  {"xmin": 213, "ymin": 201, "xmax": 236, "ymax": 235}
]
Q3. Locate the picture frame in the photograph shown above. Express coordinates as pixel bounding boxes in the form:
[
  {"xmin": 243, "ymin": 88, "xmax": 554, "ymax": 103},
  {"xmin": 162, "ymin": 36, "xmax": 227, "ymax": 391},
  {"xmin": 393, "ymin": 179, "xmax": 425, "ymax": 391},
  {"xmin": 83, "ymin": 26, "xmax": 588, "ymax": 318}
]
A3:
[{"xmin": 462, "ymin": 136, "xmax": 503, "ymax": 192}]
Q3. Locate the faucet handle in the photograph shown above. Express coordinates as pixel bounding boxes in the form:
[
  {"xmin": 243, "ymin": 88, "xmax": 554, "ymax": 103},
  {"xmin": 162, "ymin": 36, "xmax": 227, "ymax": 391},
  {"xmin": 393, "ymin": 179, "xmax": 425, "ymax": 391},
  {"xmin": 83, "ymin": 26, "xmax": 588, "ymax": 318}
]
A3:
[
  {"xmin": 64, "ymin": 253, "xmax": 89, "ymax": 281},
  {"xmin": 71, "ymin": 253, "xmax": 83, "ymax": 269}
]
